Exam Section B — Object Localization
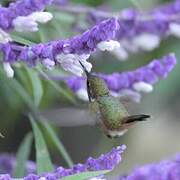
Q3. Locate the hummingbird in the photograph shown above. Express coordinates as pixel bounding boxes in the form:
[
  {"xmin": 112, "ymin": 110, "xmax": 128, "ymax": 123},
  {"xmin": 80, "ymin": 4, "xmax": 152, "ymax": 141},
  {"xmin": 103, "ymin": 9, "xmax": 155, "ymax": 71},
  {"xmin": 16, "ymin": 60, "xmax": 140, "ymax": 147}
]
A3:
[
  {"xmin": 78, "ymin": 61, "xmax": 150, "ymax": 138},
  {"xmin": 41, "ymin": 62, "xmax": 150, "ymax": 138}
]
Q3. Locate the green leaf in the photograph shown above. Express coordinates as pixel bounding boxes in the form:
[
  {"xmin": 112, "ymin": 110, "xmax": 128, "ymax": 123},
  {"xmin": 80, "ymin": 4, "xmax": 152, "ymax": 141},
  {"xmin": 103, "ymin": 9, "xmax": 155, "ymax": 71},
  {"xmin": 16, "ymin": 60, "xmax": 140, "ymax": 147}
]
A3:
[
  {"xmin": 11, "ymin": 34, "xmax": 35, "ymax": 46},
  {"xmin": 40, "ymin": 120, "xmax": 73, "ymax": 167},
  {"xmin": 10, "ymin": 78, "xmax": 36, "ymax": 112},
  {"xmin": 52, "ymin": 12, "xmax": 76, "ymax": 23},
  {"xmin": 62, "ymin": 170, "xmax": 110, "ymax": 180},
  {"xmin": 30, "ymin": 115, "xmax": 54, "ymax": 174},
  {"xmin": 26, "ymin": 68, "xmax": 43, "ymax": 107},
  {"xmin": 37, "ymin": 68, "xmax": 77, "ymax": 105},
  {"xmin": 13, "ymin": 132, "xmax": 33, "ymax": 177}
]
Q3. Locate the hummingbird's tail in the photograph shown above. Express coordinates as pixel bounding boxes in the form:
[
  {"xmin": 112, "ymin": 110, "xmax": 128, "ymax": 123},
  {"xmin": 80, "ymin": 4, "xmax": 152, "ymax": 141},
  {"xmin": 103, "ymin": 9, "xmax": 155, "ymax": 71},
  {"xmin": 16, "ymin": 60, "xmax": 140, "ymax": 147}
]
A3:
[
  {"xmin": 123, "ymin": 114, "xmax": 150, "ymax": 124},
  {"xmin": 78, "ymin": 61, "xmax": 90, "ymax": 77}
]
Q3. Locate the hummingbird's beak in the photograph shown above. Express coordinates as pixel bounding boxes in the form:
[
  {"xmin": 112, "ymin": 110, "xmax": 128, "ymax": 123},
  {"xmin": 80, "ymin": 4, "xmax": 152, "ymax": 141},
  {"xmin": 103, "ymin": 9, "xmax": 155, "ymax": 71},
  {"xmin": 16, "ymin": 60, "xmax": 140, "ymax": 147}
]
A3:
[{"xmin": 78, "ymin": 61, "xmax": 90, "ymax": 77}]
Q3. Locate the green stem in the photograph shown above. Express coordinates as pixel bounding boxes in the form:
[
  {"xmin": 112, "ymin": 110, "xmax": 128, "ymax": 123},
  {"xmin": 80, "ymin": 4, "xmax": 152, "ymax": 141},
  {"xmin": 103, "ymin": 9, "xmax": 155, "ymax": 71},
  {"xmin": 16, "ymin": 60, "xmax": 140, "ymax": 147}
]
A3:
[{"xmin": 40, "ymin": 119, "xmax": 74, "ymax": 167}]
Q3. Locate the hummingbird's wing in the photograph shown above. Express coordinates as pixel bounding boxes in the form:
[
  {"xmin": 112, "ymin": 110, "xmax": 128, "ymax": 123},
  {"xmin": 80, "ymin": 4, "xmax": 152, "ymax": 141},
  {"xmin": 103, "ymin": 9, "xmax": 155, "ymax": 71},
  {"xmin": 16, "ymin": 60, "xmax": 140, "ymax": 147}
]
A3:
[
  {"xmin": 119, "ymin": 91, "xmax": 141, "ymax": 103},
  {"xmin": 40, "ymin": 107, "xmax": 97, "ymax": 127}
]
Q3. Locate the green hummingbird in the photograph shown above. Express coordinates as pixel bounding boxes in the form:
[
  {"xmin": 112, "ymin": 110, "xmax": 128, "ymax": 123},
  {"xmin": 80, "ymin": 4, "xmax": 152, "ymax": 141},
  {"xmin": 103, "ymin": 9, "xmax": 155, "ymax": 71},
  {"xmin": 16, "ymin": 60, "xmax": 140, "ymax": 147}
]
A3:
[
  {"xmin": 41, "ymin": 62, "xmax": 150, "ymax": 138},
  {"xmin": 78, "ymin": 61, "xmax": 150, "ymax": 138}
]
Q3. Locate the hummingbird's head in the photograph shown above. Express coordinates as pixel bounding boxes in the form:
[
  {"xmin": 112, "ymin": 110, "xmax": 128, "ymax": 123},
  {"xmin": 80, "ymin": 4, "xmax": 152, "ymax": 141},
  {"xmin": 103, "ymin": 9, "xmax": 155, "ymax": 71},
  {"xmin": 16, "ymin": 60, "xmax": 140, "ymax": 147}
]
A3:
[
  {"xmin": 78, "ymin": 60, "xmax": 109, "ymax": 99},
  {"xmin": 88, "ymin": 75, "xmax": 109, "ymax": 98}
]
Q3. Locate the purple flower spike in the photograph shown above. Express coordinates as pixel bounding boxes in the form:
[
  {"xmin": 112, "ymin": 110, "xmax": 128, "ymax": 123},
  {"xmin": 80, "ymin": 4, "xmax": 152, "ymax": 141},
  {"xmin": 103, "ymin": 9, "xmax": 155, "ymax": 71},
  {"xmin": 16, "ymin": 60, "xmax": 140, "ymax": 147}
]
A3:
[
  {"xmin": 0, "ymin": 18, "xmax": 119, "ymax": 76},
  {"xmin": 62, "ymin": 54, "xmax": 176, "ymax": 102},
  {"xmin": 120, "ymin": 153, "xmax": 180, "ymax": 180},
  {"xmin": 0, "ymin": 17, "xmax": 119, "ymax": 58},
  {"xmin": 85, "ymin": 145, "xmax": 126, "ymax": 171},
  {"xmin": 54, "ymin": 145, "xmax": 126, "ymax": 179},
  {"xmin": 0, "ymin": 153, "xmax": 36, "ymax": 175},
  {"xmin": 0, "ymin": 1, "xmax": 180, "ymax": 73},
  {"xmin": 0, "ymin": 145, "xmax": 126, "ymax": 179},
  {"xmin": 0, "ymin": 0, "xmax": 179, "ymax": 63},
  {"xmin": 0, "ymin": 0, "xmax": 53, "ymax": 30}
]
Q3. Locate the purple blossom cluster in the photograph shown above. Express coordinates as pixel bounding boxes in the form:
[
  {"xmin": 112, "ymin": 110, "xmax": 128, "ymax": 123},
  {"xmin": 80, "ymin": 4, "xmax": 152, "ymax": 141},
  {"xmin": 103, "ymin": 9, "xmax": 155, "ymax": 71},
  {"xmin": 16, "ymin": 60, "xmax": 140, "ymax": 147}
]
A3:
[
  {"xmin": 57, "ymin": 0, "xmax": 180, "ymax": 60},
  {"xmin": 62, "ymin": 54, "xmax": 176, "ymax": 102},
  {"xmin": 0, "ymin": 153, "xmax": 35, "ymax": 175},
  {"xmin": 0, "ymin": 17, "xmax": 118, "ymax": 61},
  {"xmin": 0, "ymin": 0, "xmax": 53, "ymax": 30},
  {"xmin": 0, "ymin": 1, "xmax": 179, "ymax": 75},
  {"xmin": 88, "ymin": 0, "xmax": 180, "ymax": 37},
  {"xmin": 0, "ymin": 145, "xmax": 126, "ymax": 179},
  {"xmin": 120, "ymin": 153, "xmax": 180, "ymax": 180},
  {"xmin": 115, "ymin": 0, "xmax": 180, "ymax": 52}
]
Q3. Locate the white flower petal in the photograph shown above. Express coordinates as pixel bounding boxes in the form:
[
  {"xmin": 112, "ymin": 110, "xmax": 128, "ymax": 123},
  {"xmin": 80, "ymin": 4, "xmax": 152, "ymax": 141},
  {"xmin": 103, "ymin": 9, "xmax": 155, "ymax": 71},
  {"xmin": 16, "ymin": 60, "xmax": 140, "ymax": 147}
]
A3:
[
  {"xmin": 78, "ymin": 54, "xmax": 90, "ymax": 60},
  {"xmin": 76, "ymin": 88, "xmax": 89, "ymax": 101},
  {"xmin": 110, "ymin": 91, "xmax": 119, "ymax": 97},
  {"xmin": 38, "ymin": 178, "xmax": 46, "ymax": 180},
  {"xmin": 42, "ymin": 58, "xmax": 55, "ymax": 70},
  {"xmin": 66, "ymin": 65, "xmax": 84, "ymax": 76},
  {"xmin": 111, "ymin": 46, "xmax": 128, "ymax": 61},
  {"xmin": 132, "ymin": 33, "xmax": 160, "ymax": 51},
  {"xmin": 13, "ymin": 12, "xmax": 52, "ymax": 32},
  {"xmin": 121, "ymin": 39, "xmax": 138, "ymax": 53},
  {"xmin": 56, "ymin": 53, "xmax": 91, "ymax": 76},
  {"xmin": 13, "ymin": 16, "xmax": 38, "ymax": 32},
  {"xmin": 3, "ymin": 62, "xmax": 14, "ymax": 78},
  {"xmin": 0, "ymin": 28, "xmax": 12, "ymax": 43},
  {"xmin": 79, "ymin": 60, "xmax": 92, "ymax": 72},
  {"xmin": 169, "ymin": 23, "xmax": 180, "ymax": 38},
  {"xmin": 97, "ymin": 40, "xmax": 120, "ymax": 51},
  {"xmin": 133, "ymin": 81, "xmax": 153, "ymax": 93},
  {"xmin": 29, "ymin": 12, "xmax": 53, "ymax": 23}
]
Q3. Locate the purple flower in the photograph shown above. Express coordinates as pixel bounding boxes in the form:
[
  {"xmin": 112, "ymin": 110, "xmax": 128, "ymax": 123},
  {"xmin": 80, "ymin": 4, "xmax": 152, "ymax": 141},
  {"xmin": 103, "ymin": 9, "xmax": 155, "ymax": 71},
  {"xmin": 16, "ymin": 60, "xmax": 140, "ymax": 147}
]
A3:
[
  {"xmin": 119, "ymin": 153, "xmax": 180, "ymax": 180},
  {"xmin": 21, "ymin": 17, "xmax": 117, "ymax": 53},
  {"xmin": 0, "ymin": 153, "xmax": 36, "ymax": 175},
  {"xmin": 0, "ymin": 17, "xmax": 119, "ymax": 75},
  {"xmin": 85, "ymin": 146, "xmax": 126, "ymax": 171},
  {"xmin": 0, "ymin": 0, "xmax": 179, "ymax": 63},
  {"xmin": 60, "ymin": 54, "xmax": 176, "ymax": 102},
  {"xmin": 0, "ymin": 145, "xmax": 126, "ymax": 179},
  {"xmin": 0, "ymin": 0, "xmax": 53, "ymax": 30},
  {"xmin": 0, "ymin": 1, "xmax": 179, "ymax": 74},
  {"xmin": 0, "ymin": 1, "xmax": 179, "ymax": 73},
  {"xmin": 57, "ymin": 1, "xmax": 180, "ymax": 59}
]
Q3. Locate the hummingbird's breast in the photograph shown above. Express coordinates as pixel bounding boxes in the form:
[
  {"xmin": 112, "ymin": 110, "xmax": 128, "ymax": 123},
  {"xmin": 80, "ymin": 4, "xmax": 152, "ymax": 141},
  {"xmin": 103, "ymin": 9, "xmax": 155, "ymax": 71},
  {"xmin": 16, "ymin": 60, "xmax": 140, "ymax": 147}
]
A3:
[{"xmin": 97, "ymin": 95, "xmax": 129, "ymax": 130}]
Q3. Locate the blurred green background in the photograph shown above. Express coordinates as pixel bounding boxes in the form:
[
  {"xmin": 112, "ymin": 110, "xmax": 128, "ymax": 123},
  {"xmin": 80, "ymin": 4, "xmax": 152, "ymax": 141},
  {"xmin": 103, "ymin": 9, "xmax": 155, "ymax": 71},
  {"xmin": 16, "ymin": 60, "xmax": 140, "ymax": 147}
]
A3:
[{"xmin": 0, "ymin": 0, "xmax": 180, "ymax": 177}]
